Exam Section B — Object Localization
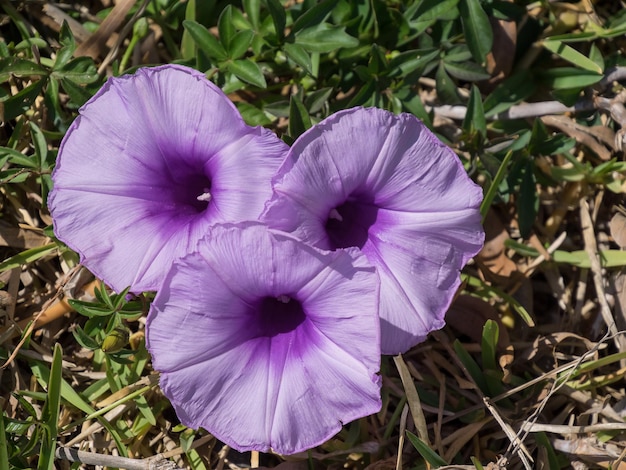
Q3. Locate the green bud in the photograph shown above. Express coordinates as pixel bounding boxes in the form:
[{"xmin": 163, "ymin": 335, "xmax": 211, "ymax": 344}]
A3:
[
  {"xmin": 133, "ymin": 18, "xmax": 149, "ymax": 38},
  {"xmin": 101, "ymin": 326, "xmax": 130, "ymax": 353}
]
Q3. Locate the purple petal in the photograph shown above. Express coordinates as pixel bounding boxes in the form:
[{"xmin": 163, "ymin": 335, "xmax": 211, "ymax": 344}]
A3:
[
  {"xmin": 262, "ymin": 107, "xmax": 484, "ymax": 354},
  {"xmin": 49, "ymin": 65, "xmax": 288, "ymax": 292},
  {"xmin": 146, "ymin": 223, "xmax": 381, "ymax": 454}
]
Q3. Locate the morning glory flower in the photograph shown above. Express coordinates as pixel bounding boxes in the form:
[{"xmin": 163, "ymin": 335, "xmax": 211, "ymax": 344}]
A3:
[
  {"xmin": 146, "ymin": 223, "xmax": 381, "ymax": 455},
  {"xmin": 262, "ymin": 107, "xmax": 484, "ymax": 355},
  {"xmin": 49, "ymin": 65, "xmax": 288, "ymax": 293}
]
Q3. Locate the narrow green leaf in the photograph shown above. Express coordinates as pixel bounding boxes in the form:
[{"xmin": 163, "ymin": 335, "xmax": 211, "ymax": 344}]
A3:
[
  {"xmin": 0, "ymin": 147, "xmax": 37, "ymax": 168},
  {"xmin": 288, "ymin": 94, "xmax": 311, "ymax": 139},
  {"xmin": 182, "ymin": 20, "xmax": 228, "ymax": 61},
  {"xmin": 295, "ymin": 24, "xmax": 359, "ymax": 53},
  {"xmin": 29, "ymin": 122, "xmax": 48, "ymax": 170},
  {"xmin": 265, "ymin": 0, "xmax": 286, "ymax": 41},
  {"xmin": 541, "ymin": 67, "xmax": 602, "ymax": 90},
  {"xmin": 51, "ymin": 57, "xmax": 98, "ymax": 84},
  {"xmin": 218, "ymin": 5, "xmax": 236, "ymax": 50},
  {"xmin": 228, "ymin": 59, "xmax": 266, "ymax": 88},
  {"xmin": 0, "ymin": 411, "xmax": 9, "ymax": 470},
  {"xmin": 589, "ymin": 43, "xmax": 604, "ymax": 71},
  {"xmin": 0, "ymin": 57, "xmax": 48, "ymax": 83},
  {"xmin": 0, "ymin": 243, "xmax": 58, "ymax": 272},
  {"xmin": 283, "ymin": 42, "xmax": 312, "ymax": 75},
  {"xmin": 38, "ymin": 344, "xmax": 63, "ymax": 470},
  {"xmin": 453, "ymin": 340, "xmax": 489, "ymax": 394},
  {"xmin": 67, "ymin": 299, "xmax": 113, "ymax": 317},
  {"xmin": 292, "ymin": 0, "xmax": 335, "ymax": 33},
  {"xmin": 229, "ymin": 30, "xmax": 255, "ymax": 59},
  {"xmin": 543, "ymin": 39, "xmax": 603, "ymax": 74},
  {"xmin": 484, "ymin": 71, "xmax": 535, "ymax": 117},
  {"xmin": 304, "ymin": 87, "xmax": 333, "ymax": 113},
  {"xmin": 459, "ymin": 0, "xmax": 493, "ymax": 64},
  {"xmin": 405, "ymin": 431, "xmax": 448, "ymax": 467},
  {"xmin": 60, "ymin": 78, "xmax": 94, "ymax": 107},
  {"xmin": 481, "ymin": 320, "xmax": 499, "ymax": 371},
  {"xmin": 180, "ymin": 0, "xmax": 198, "ymax": 60},
  {"xmin": 72, "ymin": 324, "xmax": 100, "ymax": 350},
  {"xmin": 462, "ymin": 85, "xmax": 486, "ymax": 137},
  {"xmin": 1, "ymin": 79, "xmax": 46, "ymax": 122},
  {"xmin": 435, "ymin": 62, "xmax": 460, "ymax": 104},
  {"xmin": 443, "ymin": 60, "xmax": 490, "ymax": 81},
  {"xmin": 412, "ymin": 0, "xmax": 459, "ymax": 23},
  {"xmin": 243, "ymin": 0, "xmax": 261, "ymax": 29},
  {"xmin": 480, "ymin": 150, "xmax": 512, "ymax": 219},
  {"xmin": 518, "ymin": 160, "xmax": 538, "ymax": 238}
]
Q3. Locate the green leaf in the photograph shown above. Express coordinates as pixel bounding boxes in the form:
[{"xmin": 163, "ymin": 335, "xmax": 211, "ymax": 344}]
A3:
[
  {"xmin": 589, "ymin": 43, "xmax": 604, "ymax": 71},
  {"xmin": 443, "ymin": 60, "xmax": 490, "ymax": 81},
  {"xmin": 72, "ymin": 324, "xmax": 100, "ymax": 350},
  {"xmin": 435, "ymin": 62, "xmax": 459, "ymax": 104},
  {"xmin": 236, "ymin": 102, "xmax": 272, "ymax": 126},
  {"xmin": 481, "ymin": 320, "xmax": 499, "ymax": 371},
  {"xmin": 68, "ymin": 298, "xmax": 114, "ymax": 318},
  {"xmin": 60, "ymin": 77, "xmax": 94, "ymax": 107},
  {"xmin": 304, "ymin": 87, "xmax": 333, "ymax": 113},
  {"xmin": 288, "ymin": 94, "xmax": 311, "ymax": 139},
  {"xmin": 218, "ymin": 5, "xmax": 236, "ymax": 50},
  {"xmin": 405, "ymin": 431, "xmax": 448, "ymax": 467},
  {"xmin": 0, "ymin": 79, "xmax": 46, "ymax": 121},
  {"xmin": 292, "ymin": 0, "xmax": 335, "ymax": 33},
  {"xmin": 229, "ymin": 30, "xmax": 255, "ymax": 59},
  {"xmin": 453, "ymin": 339, "xmax": 489, "ymax": 393},
  {"xmin": 0, "ymin": 243, "xmax": 58, "ymax": 272},
  {"xmin": 283, "ymin": 42, "xmax": 312, "ymax": 75},
  {"xmin": 180, "ymin": 0, "xmax": 198, "ymax": 60},
  {"xmin": 412, "ymin": 0, "xmax": 459, "ymax": 23},
  {"xmin": 295, "ymin": 24, "xmax": 359, "ymax": 53},
  {"xmin": 243, "ymin": 0, "xmax": 261, "ymax": 29},
  {"xmin": 227, "ymin": 59, "xmax": 266, "ymax": 88},
  {"xmin": 182, "ymin": 20, "xmax": 228, "ymax": 61},
  {"xmin": 518, "ymin": 160, "xmax": 538, "ymax": 238},
  {"xmin": 0, "ymin": 412, "xmax": 9, "ymax": 470},
  {"xmin": 0, "ymin": 146, "xmax": 38, "ymax": 168},
  {"xmin": 462, "ymin": 85, "xmax": 486, "ymax": 137},
  {"xmin": 0, "ymin": 58, "xmax": 48, "ymax": 83},
  {"xmin": 388, "ymin": 48, "xmax": 439, "ymax": 78},
  {"xmin": 265, "ymin": 0, "xmax": 286, "ymax": 41},
  {"xmin": 38, "ymin": 344, "xmax": 62, "ymax": 470},
  {"xmin": 543, "ymin": 39, "xmax": 603, "ymax": 74},
  {"xmin": 459, "ymin": 0, "xmax": 493, "ymax": 64},
  {"xmin": 52, "ymin": 57, "xmax": 98, "ymax": 84},
  {"xmin": 29, "ymin": 122, "xmax": 48, "ymax": 170},
  {"xmin": 484, "ymin": 71, "xmax": 536, "ymax": 117},
  {"xmin": 540, "ymin": 67, "xmax": 602, "ymax": 90}
]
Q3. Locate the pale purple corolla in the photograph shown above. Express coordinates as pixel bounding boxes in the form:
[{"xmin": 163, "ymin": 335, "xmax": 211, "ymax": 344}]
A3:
[
  {"xmin": 146, "ymin": 223, "xmax": 382, "ymax": 455},
  {"xmin": 262, "ymin": 107, "xmax": 485, "ymax": 355},
  {"xmin": 49, "ymin": 65, "xmax": 288, "ymax": 293}
]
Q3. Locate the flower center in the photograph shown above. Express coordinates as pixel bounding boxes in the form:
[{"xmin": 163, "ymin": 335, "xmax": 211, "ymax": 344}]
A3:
[
  {"xmin": 171, "ymin": 173, "xmax": 212, "ymax": 213},
  {"xmin": 256, "ymin": 295, "xmax": 306, "ymax": 337},
  {"xmin": 324, "ymin": 198, "xmax": 379, "ymax": 250}
]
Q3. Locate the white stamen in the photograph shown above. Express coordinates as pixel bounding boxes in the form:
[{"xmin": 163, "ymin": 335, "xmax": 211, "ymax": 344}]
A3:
[
  {"xmin": 196, "ymin": 189, "xmax": 212, "ymax": 203},
  {"xmin": 328, "ymin": 208, "xmax": 343, "ymax": 222},
  {"xmin": 277, "ymin": 295, "xmax": 290, "ymax": 303}
]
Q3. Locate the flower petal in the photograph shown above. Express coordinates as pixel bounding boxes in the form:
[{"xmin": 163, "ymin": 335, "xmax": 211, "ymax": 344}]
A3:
[
  {"xmin": 262, "ymin": 107, "xmax": 484, "ymax": 354},
  {"xmin": 50, "ymin": 65, "xmax": 288, "ymax": 292},
  {"xmin": 146, "ymin": 223, "xmax": 381, "ymax": 454}
]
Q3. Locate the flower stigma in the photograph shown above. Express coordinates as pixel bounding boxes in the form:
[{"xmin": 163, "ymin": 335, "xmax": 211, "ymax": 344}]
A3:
[{"xmin": 196, "ymin": 188, "xmax": 212, "ymax": 203}]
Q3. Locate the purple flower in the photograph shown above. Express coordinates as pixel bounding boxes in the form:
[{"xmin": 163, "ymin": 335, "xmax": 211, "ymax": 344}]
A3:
[
  {"xmin": 49, "ymin": 65, "xmax": 288, "ymax": 293},
  {"xmin": 262, "ymin": 107, "xmax": 484, "ymax": 355},
  {"xmin": 146, "ymin": 223, "xmax": 381, "ymax": 455}
]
